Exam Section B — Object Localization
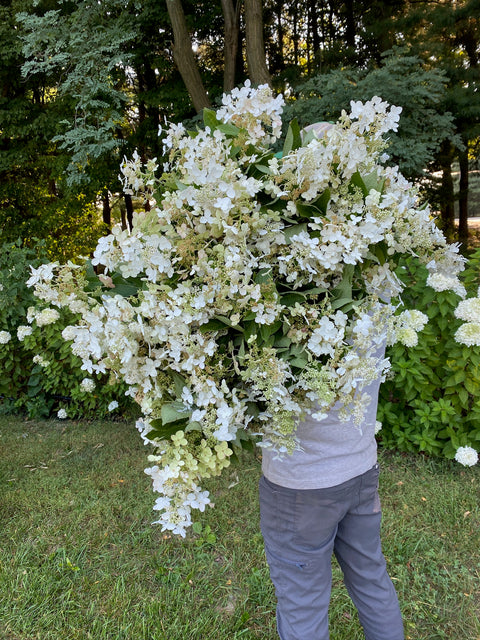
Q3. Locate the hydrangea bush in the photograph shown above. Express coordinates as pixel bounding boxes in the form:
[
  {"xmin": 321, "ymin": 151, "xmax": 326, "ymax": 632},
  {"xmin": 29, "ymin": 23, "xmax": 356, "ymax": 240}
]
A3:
[
  {"xmin": 17, "ymin": 300, "xmax": 133, "ymax": 419},
  {"xmin": 26, "ymin": 82, "xmax": 476, "ymax": 535},
  {"xmin": 378, "ymin": 251, "xmax": 480, "ymax": 465},
  {"xmin": 0, "ymin": 241, "xmax": 131, "ymax": 419}
]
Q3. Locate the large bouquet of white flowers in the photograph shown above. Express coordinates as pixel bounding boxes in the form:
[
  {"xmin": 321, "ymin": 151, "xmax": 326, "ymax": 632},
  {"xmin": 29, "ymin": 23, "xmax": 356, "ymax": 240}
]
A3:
[{"xmin": 28, "ymin": 82, "xmax": 469, "ymax": 535}]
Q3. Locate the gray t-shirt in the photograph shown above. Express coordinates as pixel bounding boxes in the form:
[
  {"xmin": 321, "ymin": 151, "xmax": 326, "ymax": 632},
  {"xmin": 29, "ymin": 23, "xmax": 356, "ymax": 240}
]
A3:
[{"xmin": 261, "ymin": 371, "xmax": 382, "ymax": 490}]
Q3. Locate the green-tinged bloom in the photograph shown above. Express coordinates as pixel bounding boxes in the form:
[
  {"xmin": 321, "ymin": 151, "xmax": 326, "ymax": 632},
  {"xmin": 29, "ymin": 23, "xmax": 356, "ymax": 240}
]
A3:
[{"xmin": 454, "ymin": 322, "xmax": 480, "ymax": 347}]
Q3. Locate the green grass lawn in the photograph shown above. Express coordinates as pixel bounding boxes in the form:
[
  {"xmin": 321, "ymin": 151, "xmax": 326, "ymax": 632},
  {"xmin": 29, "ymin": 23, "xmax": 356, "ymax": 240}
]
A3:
[{"xmin": 1, "ymin": 416, "xmax": 479, "ymax": 640}]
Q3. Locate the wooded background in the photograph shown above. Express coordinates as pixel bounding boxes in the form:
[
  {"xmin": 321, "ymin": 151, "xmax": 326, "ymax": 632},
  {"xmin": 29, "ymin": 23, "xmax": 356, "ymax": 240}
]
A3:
[{"xmin": 1, "ymin": 0, "xmax": 479, "ymax": 259}]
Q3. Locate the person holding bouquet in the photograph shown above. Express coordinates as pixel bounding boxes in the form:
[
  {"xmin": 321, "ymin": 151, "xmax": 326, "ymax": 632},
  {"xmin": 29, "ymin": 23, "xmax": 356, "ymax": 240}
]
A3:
[
  {"xmin": 28, "ymin": 86, "xmax": 468, "ymax": 640},
  {"xmin": 258, "ymin": 121, "xmax": 404, "ymax": 640},
  {"xmin": 260, "ymin": 370, "xmax": 404, "ymax": 640}
]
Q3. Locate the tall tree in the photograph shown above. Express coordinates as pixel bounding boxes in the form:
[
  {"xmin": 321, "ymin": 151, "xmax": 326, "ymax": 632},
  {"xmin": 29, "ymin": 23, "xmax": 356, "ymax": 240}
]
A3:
[
  {"xmin": 398, "ymin": 0, "xmax": 480, "ymax": 242},
  {"xmin": 0, "ymin": 1, "xmax": 106, "ymax": 258},
  {"xmin": 166, "ymin": 0, "xmax": 212, "ymax": 111},
  {"xmin": 18, "ymin": 1, "xmax": 136, "ymax": 187},
  {"xmin": 244, "ymin": 0, "xmax": 272, "ymax": 86},
  {"xmin": 221, "ymin": 0, "xmax": 242, "ymax": 91},
  {"xmin": 14, "ymin": 0, "xmax": 197, "ymax": 244}
]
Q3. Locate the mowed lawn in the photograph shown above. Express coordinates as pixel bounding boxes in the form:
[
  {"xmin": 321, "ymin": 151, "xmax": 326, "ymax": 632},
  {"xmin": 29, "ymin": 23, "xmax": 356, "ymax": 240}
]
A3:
[{"xmin": 1, "ymin": 416, "xmax": 479, "ymax": 640}]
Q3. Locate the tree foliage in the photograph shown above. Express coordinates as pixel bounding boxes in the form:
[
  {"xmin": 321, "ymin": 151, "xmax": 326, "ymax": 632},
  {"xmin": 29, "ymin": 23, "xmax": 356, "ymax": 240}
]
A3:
[
  {"xmin": 0, "ymin": 1, "xmax": 106, "ymax": 259},
  {"xmin": 18, "ymin": 1, "xmax": 135, "ymax": 188},
  {"xmin": 0, "ymin": 0, "xmax": 479, "ymax": 254}
]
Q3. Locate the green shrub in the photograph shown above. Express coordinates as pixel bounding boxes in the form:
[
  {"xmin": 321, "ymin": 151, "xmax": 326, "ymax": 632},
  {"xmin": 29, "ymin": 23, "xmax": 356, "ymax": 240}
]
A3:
[
  {"xmin": 378, "ymin": 250, "xmax": 480, "ymax": 458},
  {"xmin": 0, "ymin": 239, "xmax": 45, "ymax": 413},
  {"xmin": 0, "ymin": 240, "xmax": 135, "ymax": 420}
]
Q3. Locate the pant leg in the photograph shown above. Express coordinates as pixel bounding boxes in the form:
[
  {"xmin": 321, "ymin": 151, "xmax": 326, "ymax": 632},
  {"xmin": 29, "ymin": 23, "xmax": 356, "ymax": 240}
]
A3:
[
  {"xmin": 259, "ymin": 474, "xmax": 355, "ymax": 640},
  {"xmin": 334, "ymin": 466, "xmax": 405, "ymax": 640}
]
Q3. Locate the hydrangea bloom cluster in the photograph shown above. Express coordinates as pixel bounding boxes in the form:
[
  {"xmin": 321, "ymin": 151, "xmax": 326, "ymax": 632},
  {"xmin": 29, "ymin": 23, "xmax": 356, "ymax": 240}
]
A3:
[
  {"xmin": 27, "ymin": 83, "xmax": 471, "ymax": 535},
  {"xmin": 454, "ymin": 289, "xmax": 480, "ymax": 347},
  {"xmin": 387, "ymin": 310, "xmax": 429, "ymax": 348},
  {"xmin": 0, "ymin": 330, "xmax": 11, "ymax": 344},
  {"xmin": 17, "ymin": 325, "xmax": 33, "ymax": 341},
  {"xmin": 454, "ymin": 445, "xmax": 478, "ymax": 467},
  {"xmin": 80, "ymin": 377, "xmax": 96, "ymax": 393}
]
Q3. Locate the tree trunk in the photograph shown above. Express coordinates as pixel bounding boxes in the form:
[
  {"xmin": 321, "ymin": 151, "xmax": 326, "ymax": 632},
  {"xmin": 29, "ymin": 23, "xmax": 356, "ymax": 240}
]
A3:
[
  {"xmin": 120, "ymin": 203, "xmax": 127, "ymax": 230},
  {"xmin": 458, "ymin": 146, "xmax": 469, "ymax": 247},
  {"xmin": 327, "ymin": 2, "xmax": 334, "ymax": 47},
  {"xmin": 137, "ymin": 70, "xmax": 147, "ymax": 128},
  {"xmin": 102, "ymin": 190, "xmax": 111, "ymax": 228},
  {"xmin": 275, "ymin": 0, "xmax": 285, "ymax": 72},
  {"xmin": 166, "ymin": 0, "xmax": 211, "ymax": 112},
  {"xmin": 221, "ymin": 0, "xmax": 241, "ymax": 92},
  {"xmin": 344, "ymin": 0, "xmax": 355, "ymax": 49},
  {"xmin": 438, "ymin": 142, "xmax": 456, "ymax": 240},
  {"xmin": 306, "ymin": 2, "xmax": 312, "ymax": 74},
  {"xmin": 124, "ymin": 193, "xmax": 134, "ymax": 231},
  {"xmin": 309, "ymin": 0, "xmax": 320, "ymax": 64},
  {"xmin": 244, "ymin": 0, "xmax": 272, "ymax": 86},
  {"xmin": 137, "ymin": 57, "xmax": 162, "ymax": 157},
  {"xmin": 236, "ymin": 20, "xmax": 246, "ymax": 80},
  {"xmin": 292, "ymin": 2, "xmax": 299, "ymax": 66}
]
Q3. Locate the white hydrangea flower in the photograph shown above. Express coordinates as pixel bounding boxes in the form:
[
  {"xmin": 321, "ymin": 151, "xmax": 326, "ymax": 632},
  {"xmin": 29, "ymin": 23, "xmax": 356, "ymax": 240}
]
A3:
[
  {"xmin": 17, "ymin": 325, "xmax": 33, "ymax": 341},
  {"xmin": 406, "ymin": 310, "xmax": 429, "ymax": 331},
  {"xmin": 454, "ymin": 322, "xmax": 480, "ymax": 347},
  {"xmin": 57, "ymin": 408, "xmax": 68, "ymax": 419},
  {"xmin": 454, "ymin": 446, "xmax": 478, "ymax": 467},
  {"xmin": 33, "ymin": 354, "xmax": 50, "ymax": 368},
  {"xmin": 349, "ymin": 96, "xmax": 402, "ymax": 138},
  {"xmin": 108, "ymin": 400, "xmax": 119, "ymax": 412},
  {"xmin": 62, "ymin": 326, "xmax": 78, "ymax": 341},
  {"xmin": 0, "ymin": 330, "xmax": 11, "ymax": 344},
  {"xmin": 388, "ymin": 309, "xmax": 428, "ymax": 347},
  {"xmin": 26, "ymin": 307, "xmax": 37, "ymax": 323},
  {"xmin": 426, "ymin": 272, "xmax": 466, "ymax": 297},
  {"xmin": 29, "ymin": 83, "xmax": 471, "ymax": 536},
  {"xmin": 80, "ymin": 378, "xmax": 96, "ymax": 393},
  {"xmin": 454, "ymin": 297, "xmax": 480, "ymax": 323},
  {"xmin": 184, "ymin": 488, "xmax": 210, "ymax": 512},
  {"xmin": 35, "ymin": 308, "xmax": 61, "ymax": 327},
  {"xmin": 26, "ymin": 262, "xmax": 59, "ymax": 287},
  {"xmin": 216, "ymin": 79, "xmax": 285, "ymax": 146},
  {"xmin": 308, "ymin": 313, "xmax": 347, "ymax": 357}
]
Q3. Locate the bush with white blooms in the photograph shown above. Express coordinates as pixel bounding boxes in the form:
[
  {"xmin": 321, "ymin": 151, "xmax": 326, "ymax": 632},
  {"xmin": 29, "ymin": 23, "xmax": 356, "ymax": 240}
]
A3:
[{"xmin": 26, "ymin": 82, "xmax": 477, "ymax": 535}]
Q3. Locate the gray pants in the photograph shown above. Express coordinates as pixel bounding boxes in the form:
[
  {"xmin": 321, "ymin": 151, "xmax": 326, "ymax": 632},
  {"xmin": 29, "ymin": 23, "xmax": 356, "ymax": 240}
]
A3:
[{"xmin": 259, "ymin": 465, "xmax": 404, "ymax": 640}]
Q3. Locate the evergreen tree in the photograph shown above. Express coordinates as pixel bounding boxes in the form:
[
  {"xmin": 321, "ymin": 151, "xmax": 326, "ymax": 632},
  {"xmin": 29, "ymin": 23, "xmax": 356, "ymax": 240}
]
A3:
[{"xmin": 396, "ymin": 0, "xmax": 480, "ymax": 241}]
